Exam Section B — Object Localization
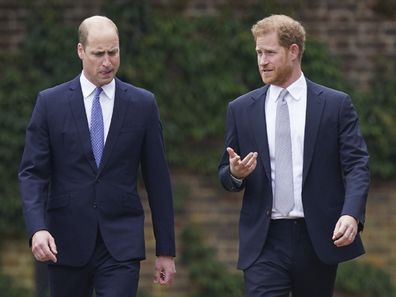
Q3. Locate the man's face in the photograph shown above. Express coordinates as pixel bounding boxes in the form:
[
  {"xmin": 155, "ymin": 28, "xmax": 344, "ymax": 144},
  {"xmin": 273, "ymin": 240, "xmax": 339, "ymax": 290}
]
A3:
[
  {"xmin": 77, "ymin": 26, "xmax": 120, "ymax": 87},
  {"xmin": 255, "ymin": 31, "xmax": 293, "ymax": 88}
]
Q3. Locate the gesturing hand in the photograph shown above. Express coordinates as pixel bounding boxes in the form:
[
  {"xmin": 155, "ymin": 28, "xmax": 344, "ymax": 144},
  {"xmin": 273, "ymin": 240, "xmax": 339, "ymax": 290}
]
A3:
[
  {"xmin": 31, "ymin": 230, "xmax": 58, "ymax": 263},
  {"xmin": 227, "ymin": 147, "xmax": 258, "ymax": 179}
]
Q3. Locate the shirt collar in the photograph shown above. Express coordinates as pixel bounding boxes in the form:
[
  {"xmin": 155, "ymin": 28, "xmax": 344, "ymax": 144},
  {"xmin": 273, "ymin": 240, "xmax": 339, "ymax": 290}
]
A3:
[
  {"xmin": 269, "ymin": 72, "xmax": 307, "ymax": 103},
  {"xmin": 80, "ymin": 71, "xmax": 115, "ymax": 100}
]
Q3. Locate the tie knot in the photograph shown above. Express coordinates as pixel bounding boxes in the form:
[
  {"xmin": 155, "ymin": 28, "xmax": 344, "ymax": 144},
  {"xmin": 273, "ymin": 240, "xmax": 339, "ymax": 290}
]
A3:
[
  {"xmin": 94, "ymin": 87, "xmax": 103, "ymax": 99},
  {"xmin": 277, "ymin": 89, "xmax": 288, "ymax": 103}
]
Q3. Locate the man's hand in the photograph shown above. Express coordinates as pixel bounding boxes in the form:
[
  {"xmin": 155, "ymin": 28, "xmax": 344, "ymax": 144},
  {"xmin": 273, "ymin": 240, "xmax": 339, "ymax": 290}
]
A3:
[
  {"xmin": 332, "ymin": 215, "xmax": 358, "ymax": 247},
  {"xmin": 154, "ymin": 256, "xmax": 176, "ymax": 285},
  {"xmin": 227, "ymin": 147, "xmax": 258, "ymax": 179},
  {"xmin": 31, "ymin": 230, "xmax": 58, "ymax": 263}
]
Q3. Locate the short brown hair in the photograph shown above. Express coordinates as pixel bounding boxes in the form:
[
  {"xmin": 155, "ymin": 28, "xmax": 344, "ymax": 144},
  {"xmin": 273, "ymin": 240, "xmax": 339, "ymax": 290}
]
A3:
[{"xmin": 251, "ymin": 14, "xmax": 306, "ymax": 61}]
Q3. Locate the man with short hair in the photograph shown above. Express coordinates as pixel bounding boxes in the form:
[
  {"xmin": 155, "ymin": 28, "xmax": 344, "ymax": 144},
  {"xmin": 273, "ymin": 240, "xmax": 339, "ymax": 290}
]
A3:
[
  {"xmin": 219, "ymin": 14, "xmax": 369, "ymax": 297},
  {"xmin": 19, "ymin": 15, "xmax": 176, "ymax": 297}
]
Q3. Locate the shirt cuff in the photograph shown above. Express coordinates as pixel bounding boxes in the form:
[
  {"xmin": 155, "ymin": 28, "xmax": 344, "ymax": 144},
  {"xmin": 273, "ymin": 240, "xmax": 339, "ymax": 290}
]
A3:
[{"xmin": 230, "ymin": 172, "xmax": 243, "ymax": 186}]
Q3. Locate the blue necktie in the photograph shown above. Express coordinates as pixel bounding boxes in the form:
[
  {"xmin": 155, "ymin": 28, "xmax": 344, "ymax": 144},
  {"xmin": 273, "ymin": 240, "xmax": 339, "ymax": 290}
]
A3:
[
  {"xmin": 90, "ymin": 87, "xmax": 104, "ymax": 167},
  {"xmin": 274, "ymin": 89, "xmax": 294, "ymax": 216}
]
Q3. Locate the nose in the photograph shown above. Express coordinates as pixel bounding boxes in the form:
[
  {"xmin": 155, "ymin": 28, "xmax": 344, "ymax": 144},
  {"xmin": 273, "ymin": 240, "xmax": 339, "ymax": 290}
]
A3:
[
  {"xmin": 258, "ymin": 54, "xmax": 268, "ymax": 66},
  {"xmin": 102, "ymin": 54, "xmax": 111, "ymax": 67}
]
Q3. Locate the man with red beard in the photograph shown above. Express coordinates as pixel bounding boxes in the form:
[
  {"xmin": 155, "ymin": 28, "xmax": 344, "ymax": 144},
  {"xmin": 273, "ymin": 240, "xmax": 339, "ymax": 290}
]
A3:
[
  {"xmin": 218, "ymin": 14, "xmax": 369, "ymax": 297},
  {"xmin": 19, "ymin": 15, "xmax": 176, "ymax": 297}
]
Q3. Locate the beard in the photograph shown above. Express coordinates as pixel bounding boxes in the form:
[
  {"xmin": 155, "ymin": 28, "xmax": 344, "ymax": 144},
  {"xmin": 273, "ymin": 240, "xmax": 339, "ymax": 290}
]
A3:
[{"xmin": 261, "ymin": 61, "xmax": 293, "ymax": 87}]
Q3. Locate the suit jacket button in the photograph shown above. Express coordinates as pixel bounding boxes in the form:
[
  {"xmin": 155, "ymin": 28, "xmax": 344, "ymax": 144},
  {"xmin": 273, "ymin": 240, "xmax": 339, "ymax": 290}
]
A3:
[
  {"xmin": 266, "ymin": 210, "xmax": 270, "ymax": 216},
  {"xmin": 93, "ymin": 203, "xmax": 97, "ymax": 208}
]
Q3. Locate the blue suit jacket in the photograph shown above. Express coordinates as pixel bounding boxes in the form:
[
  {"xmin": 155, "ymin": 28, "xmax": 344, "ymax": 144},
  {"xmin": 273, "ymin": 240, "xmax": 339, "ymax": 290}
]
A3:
[
  {"xmin": 19, "ymin": 75, "xmax": 175, "ymax": 266},
  {"xmin": 219, "ymin": 79, "xmax": 370, "ymax": 269}
]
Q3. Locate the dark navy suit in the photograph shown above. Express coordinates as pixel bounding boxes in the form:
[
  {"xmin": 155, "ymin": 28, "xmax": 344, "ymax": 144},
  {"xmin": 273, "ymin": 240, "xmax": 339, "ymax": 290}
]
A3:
[
  {"xmin": 19, "ymin": 76, "xmax": 175, "ymax": 295},
  {"xmin": 219, "ymin": 79, "xmax": 369, "ymax": 296}
]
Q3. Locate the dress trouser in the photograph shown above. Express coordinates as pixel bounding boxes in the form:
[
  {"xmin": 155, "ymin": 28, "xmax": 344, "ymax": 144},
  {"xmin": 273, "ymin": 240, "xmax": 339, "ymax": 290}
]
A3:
[
  {"xmin": 48, "ymin": 231, "xmax": 140, "ymax": 297},
  {"xmin": 244, "ymin": 219, "xmax": 338, "ymax": 297}
]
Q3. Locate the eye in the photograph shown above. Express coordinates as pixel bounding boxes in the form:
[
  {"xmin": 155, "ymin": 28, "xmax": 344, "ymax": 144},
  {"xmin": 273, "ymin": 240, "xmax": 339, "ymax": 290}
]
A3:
[{"xmin": 108, "ymin": 50, "xmax": 119, "ymax": 56}]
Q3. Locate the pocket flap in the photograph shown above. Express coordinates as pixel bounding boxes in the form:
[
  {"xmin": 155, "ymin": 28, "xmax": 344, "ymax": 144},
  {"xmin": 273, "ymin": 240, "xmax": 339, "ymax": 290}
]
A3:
[{"xmin": 47, "ymin": 194, "xmax": 71, "ymax": 210}]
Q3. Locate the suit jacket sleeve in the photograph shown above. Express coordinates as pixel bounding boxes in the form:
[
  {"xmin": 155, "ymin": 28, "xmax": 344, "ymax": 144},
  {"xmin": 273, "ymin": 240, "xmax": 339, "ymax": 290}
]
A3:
[
  {"xmin": 141, "ymin": 98, "xmax": 176, "ymax": 257},
  {"xmin": 218, "ymin": 102, "xmax": 246, "ymax": 192},
  {"xmin": 18, "ymin": 93, "xmax": 51, "ymax": 240},
  {"xmin": 338, "ymin": 95, "xmax": 370, "ymax": 229}
]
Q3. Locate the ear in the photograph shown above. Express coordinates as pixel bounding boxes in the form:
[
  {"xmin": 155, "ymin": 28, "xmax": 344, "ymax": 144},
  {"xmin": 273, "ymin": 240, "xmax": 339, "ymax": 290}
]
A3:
[
  {"xmin": 77, "ymin": 43, "xmax": 84, "ymax": 60},
  {"xmin": 289, "ymin": 44, "xmax": 300, "ymax": 61}
]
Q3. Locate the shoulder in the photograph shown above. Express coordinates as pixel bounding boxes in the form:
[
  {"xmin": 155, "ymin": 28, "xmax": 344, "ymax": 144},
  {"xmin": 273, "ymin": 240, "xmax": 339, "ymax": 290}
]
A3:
[
  {"xmin": 39, "ymin": 76, "xmax": 80, "ymax": 98},
  {"xmin": 229, "ymin": 86, "xmax": 268, "ymax": 108},
  {"xmin": 116, "ymin": 78, "xmax": 155, "ymax": 102},
  {"xmin": 306, "ymin": 79, "xmax": 349, "ymax": 101}
]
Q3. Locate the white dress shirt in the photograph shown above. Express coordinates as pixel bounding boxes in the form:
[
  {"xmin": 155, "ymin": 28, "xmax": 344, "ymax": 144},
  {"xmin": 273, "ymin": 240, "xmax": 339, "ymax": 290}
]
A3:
[
  {"xmin": 265, "ymin": 73, "xmax": 307, "ymax": 219},
  {"xmin": 80, "ymin": 72, "xmax": 115, "ymax": 143}
]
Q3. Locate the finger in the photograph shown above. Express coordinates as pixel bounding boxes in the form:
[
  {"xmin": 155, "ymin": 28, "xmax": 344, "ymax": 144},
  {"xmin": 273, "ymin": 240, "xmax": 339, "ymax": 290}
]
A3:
[
  {"xmin": 230, "ymin": 156, "xmax": 241, "ymax": 166},
  {"xmin": 239, "ymin": 152, "xmax": 254, "ymax": 166},
  {"xmin": 40, "ymin": 238, "xmax": 57, "ymax": 262},
  {"xmin": 32, "ymin": 244, "xmax": 45, "ymax": 259},
  {"xmin": 334, "ymin": 236, "xmax": 353, "ymax": 247},
  {"xmin": 153, "ymin": 269, "xmax": 161, "ymax": 284},
  {"xmin": 33, "ymin": 250, "xmax": 43, "ymax": 261},
  {"xmin": 161, "ymin": 268, "xmax": 175, "ymax": 285},
  {"xmin": 334, "ymin": 230, "xmax": 356, "ymax": 247},
  {"xmin": 244, "ymin": 153, "xmax": 258, "ymax": 168},
  {"xmin": 160, "ymin": 270, "xmax": 168, "ymax": 285},
  {"xmin": 41, "ymin": 244, "xmax": 57, "ymax": 263},
  {"xmin": 332, "ymin": 221, "xmax": 345, "ymax": 240},
  {"xmin": 227, "ymin": 147, "xmax": 241, "ymax": 164},
  {"xmin": 48, "ymin": 237, "xmax": 58, "ymax": 262},
  {"xmin": 49, "ymin": 236, "xmax": 58, "ymax": 255},
  {"xmin": 248, "ymin": 159, "xmax": 257, "ymax": 172},
  {"xmin": 47, "ymin": 250, "xmax": 57, "ymax": 263},
  {"xmin": 226, "ymin": 147, "xmax": 236, "ymax": 158},
  {"xmin": 34, "ymin": 248, "xmax": 49, "ymax": 262}
]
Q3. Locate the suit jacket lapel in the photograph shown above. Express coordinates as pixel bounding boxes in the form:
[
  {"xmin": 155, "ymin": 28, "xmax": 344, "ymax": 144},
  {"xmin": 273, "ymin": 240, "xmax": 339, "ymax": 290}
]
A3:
[
  {"xmin": 68, "ymin": 76, "xmax": 98, "ymax": 173},
  {"xmin": 248, "ymin": 85, "xmax": 272, "ymax": 180},
  {"xmin": 303, "ymin": 80, "xmax": 325, "ymax": 184},
  {"xmin": 98, "ymin": 78, "xmax": 129, "ymax": 174}
]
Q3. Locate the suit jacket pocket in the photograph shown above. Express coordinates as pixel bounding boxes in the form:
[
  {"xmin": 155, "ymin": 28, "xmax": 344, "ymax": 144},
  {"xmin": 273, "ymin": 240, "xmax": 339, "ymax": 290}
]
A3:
[
  {"xmin": 122, "ymin": 194, "xmax": 144, "ymax": 216},
  {"xmin": 47, "ymin": 194, "xmax": 71, "ymax": 210}
]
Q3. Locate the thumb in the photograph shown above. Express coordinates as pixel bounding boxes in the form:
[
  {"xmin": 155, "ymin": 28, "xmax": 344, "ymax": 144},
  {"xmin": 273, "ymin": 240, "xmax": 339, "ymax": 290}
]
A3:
[
  {"xmin": 226, "ymin": 147, "xmax": 236, "ymax": 158},
  {"xmin": 49, "ymin": 235, "xmax": 58, "ymax": 254},
  {"xmin": 332, "ymin": 220, "xmax": 341, "ymax": 239}
]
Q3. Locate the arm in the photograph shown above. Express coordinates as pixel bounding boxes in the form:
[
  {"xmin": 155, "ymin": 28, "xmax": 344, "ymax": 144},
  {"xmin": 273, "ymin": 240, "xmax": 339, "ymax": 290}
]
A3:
[
  {"xmin": 18, "ymin": 93, "xmax": 57, "ymax": 262},
  {"xmin": 218, "ymin": 103, "xmax": 257, "ymax": 191},
  {"xmin": 140, "ymin": 97, "xmax": 176, "ymax": 284},
  {"xmin": 333, "ymin": 95, "xmax": 370, "ymax": 247}
]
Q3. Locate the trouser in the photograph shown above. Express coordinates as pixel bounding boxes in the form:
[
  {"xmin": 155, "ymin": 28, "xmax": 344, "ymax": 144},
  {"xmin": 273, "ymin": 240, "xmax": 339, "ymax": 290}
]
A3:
[
  {"xmin": 48, "ymin": 231, "xmax": 140, "ymax": 297},
  {"xmin": 244, "ymin": 219, "xmax": 338, "ymax": 297}
]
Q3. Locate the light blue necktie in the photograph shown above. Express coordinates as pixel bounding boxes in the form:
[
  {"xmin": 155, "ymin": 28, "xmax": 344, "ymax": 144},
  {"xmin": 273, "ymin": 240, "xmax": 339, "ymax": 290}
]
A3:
[
  {"xmin": 274, "ymin": 89, "xmax": 294, "ymax": 216},
  {"xmin": 90, "ymin": 87, "xmax": 104, "ymax": 167}
]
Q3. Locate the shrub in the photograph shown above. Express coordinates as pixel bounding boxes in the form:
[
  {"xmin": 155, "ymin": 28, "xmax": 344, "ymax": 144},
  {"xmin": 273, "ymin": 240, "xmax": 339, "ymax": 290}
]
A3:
[
  {"xmin": 336, "ymin": 261, "xmax": 396, "ymax": 297},
  {"xmin": 180, "ymin": 225, "xmax": 244, "ymax": 297},
  {"xmin": 0, "ymin": 272, "xmax": 33, "ymax": 297}
]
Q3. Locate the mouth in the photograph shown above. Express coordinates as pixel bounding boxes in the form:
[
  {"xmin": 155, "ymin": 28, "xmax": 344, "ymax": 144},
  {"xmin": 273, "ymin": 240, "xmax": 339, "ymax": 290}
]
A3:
[
  {"xmin": 100, "ymin": 69, "xmax": 113, "ymax": 76},
  {"xmin": 261, "ymin": 69, "xmax": 273, "ymax": 75}
]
